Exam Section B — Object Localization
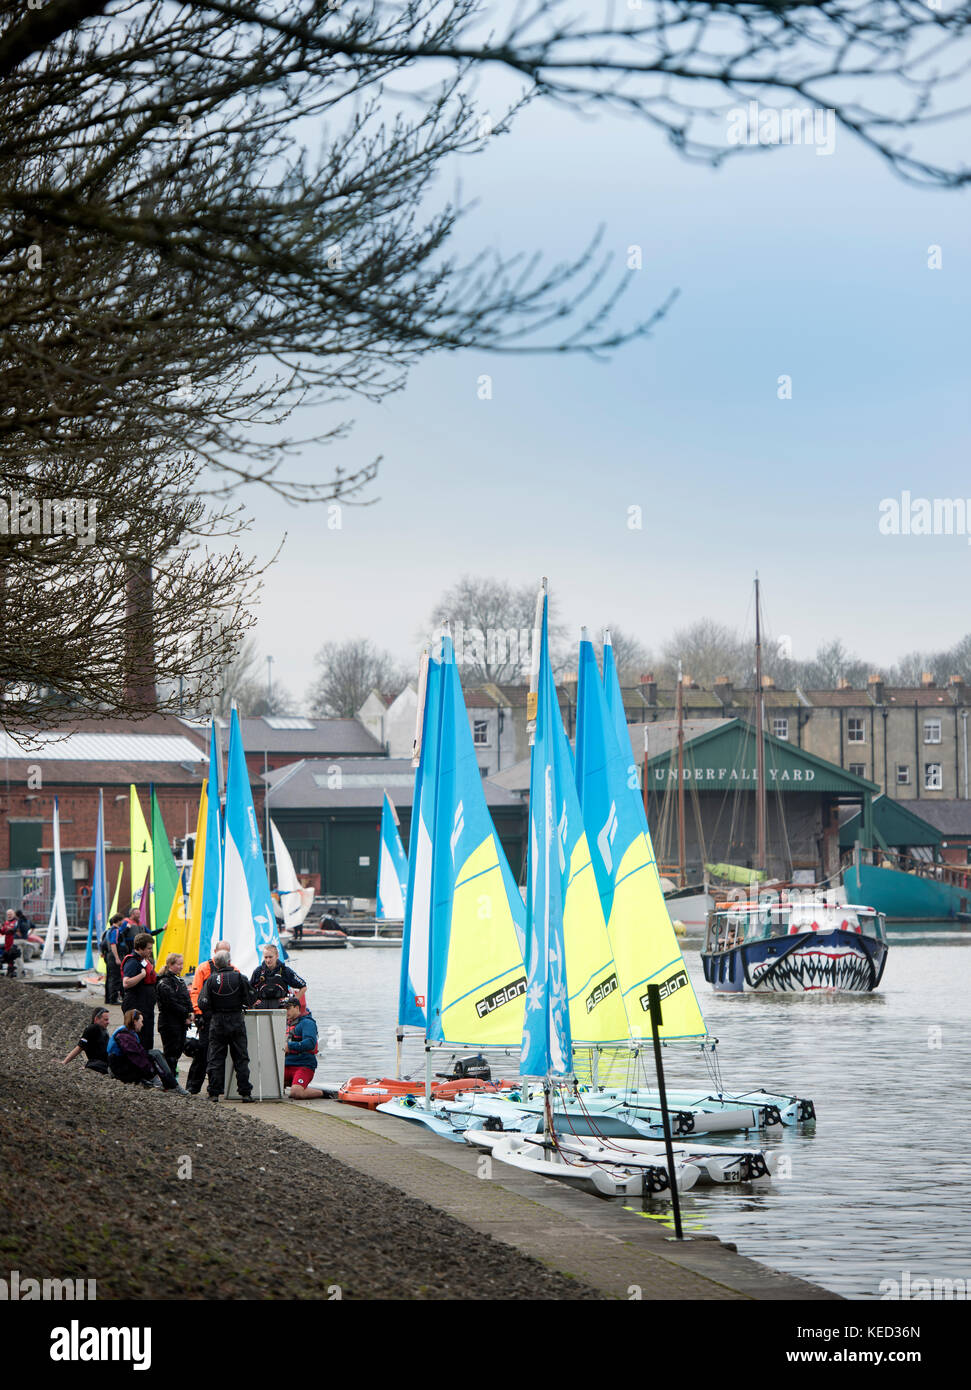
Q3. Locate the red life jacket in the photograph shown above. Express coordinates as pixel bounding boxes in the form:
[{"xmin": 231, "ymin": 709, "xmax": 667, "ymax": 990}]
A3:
[{"xmin": 121, "ymin": 953, "xmax": 157, "ymax": 987}]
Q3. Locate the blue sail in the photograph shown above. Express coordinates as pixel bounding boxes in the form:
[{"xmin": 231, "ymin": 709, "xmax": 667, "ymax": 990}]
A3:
[
  {"xmin": 521, "ymin": 592, "xmax": 574, "ymax": 1079},
  {"xmin": 426, "ymin": 636, "xmax": 526, "ymax": 1047},
  {"xmin": 197, "ymin": 723, "xmax": 224, "ymax": 964},
  {"xmin": 577, "ymin": 632, "xmax": 708, "ymax": 1042},
  {"xmin": 84, "ymin": 790, "xmax": 108, "ymax": 970},
  {"xmin": 221, "ymin": 708, "xmax": 284, "ymax": 976},
  {"xmin": 398, "ymin": 650, "xmax": 443, "ymax": 1032},
  {"xmin": 377, "ymin": 792, "xmax": 410, "ymax": 920},
  {"xmin": 602, "ymin": 634, "xmax": 649, "ymax": 835}
]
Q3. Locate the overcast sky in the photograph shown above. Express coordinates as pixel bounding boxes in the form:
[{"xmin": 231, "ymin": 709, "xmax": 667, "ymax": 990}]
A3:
[{"xmin": 242, "ymin": 73, "xmax": 969, "ymax": 707}]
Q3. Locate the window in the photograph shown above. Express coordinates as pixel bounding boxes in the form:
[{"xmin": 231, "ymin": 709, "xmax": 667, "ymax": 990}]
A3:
[
  {"xmin": 896, "ymin": 764, "xmax": 911, "ymax": 786},
  {"xmin": 847, "ymin": 717, "xmax": 865, "ymax": 743},
  {"xmin": 924, "ymin": 719, "xmax": 942, "ymax": 744},
  {"xmin": 472, "ymin": 720, "xmax": 489, "ymax": 746},
  {"xmin": 772, "ymin": 718, "xmax": 789, "ymax": 740},
  {"xmin": 848, "ymin": 763, "xmax": 866, "ymax": 777},
  {"xmin": 924, "ymin": 763, "xmax": 943, "ymax": 791}
]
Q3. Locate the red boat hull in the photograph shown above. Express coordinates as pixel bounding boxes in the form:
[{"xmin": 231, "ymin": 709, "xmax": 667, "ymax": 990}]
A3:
[{"xmin": 337, "ymin": 1076, "xmax": 515, "ymax": 1110}]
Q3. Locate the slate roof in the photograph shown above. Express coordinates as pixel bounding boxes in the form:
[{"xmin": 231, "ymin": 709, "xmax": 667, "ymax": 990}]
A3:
[{"xmin": 262, "ymin": 758, "xmax": 522, "ymax": 810}]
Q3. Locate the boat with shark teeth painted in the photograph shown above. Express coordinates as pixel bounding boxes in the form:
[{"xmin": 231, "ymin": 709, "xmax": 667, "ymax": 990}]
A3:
[{"xmin": 702, "ymin": 893, "xmax": 889, "ymax": 993}]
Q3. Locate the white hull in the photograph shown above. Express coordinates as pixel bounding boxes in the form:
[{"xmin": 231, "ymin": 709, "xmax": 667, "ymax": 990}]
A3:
[
  {"xmin": 662, "ymin": 888, "xmax": 713, "ymax": 931},
  {"xmin": 466, "ymin": 1127, "xmax": 775, "ymax": 1185},
  {"xmin": 479, "ymin": 1131, "xmax": 701, "ymax": 1198}
]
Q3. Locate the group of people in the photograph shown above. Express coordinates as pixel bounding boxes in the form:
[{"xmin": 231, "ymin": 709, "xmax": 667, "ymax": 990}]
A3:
[{"xmin": 62, "ymin": 935, "xmax": 326, "ymax": 1103}]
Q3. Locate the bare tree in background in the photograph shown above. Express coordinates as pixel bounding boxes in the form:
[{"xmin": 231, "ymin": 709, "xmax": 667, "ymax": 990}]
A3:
[
  {"xmin": 798, "ymin": 639, "xmax": 872, "ymax": 689},
  {"xmin": 887, "ymin": 649, "xmax": 952, "ymax": 688},
  {"xmin": 427, "ymin": 576, "xmax": 569, "ymax": 684},
  {"xmin": 307, "ymin": 639, "xmax": 406, "ymax": 718},
  {"xmin": 660, "ymin": 619, "xmax": 751, "ymax": 686}
]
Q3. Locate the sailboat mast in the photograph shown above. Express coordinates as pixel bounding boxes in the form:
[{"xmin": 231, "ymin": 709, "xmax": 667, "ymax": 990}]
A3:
[
  {"xmin": 754, "ymin": 575, "xmax": 767, "ymax": 876},
  {"xmin": 676, "ymin": 662, "xmax": 686, "ymax": 889}
]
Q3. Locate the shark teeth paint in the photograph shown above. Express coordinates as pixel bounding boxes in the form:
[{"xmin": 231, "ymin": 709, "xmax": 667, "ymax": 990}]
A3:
[{"xmin": 749, "ymin": 946, "xmax": 874, "ymax": 993}]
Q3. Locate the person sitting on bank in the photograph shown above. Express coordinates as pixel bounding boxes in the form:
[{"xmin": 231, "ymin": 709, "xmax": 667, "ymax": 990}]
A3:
[
  {"xmin": 283, "ymin": 995, "xmax": 325, "ymax": 1100},
  {"xmin": 156, "ymin": 953, "xmax": 192, "ymax": 1080},
  {"xmin": 250, "ymin": 943, "xmax": 306, "ymax": 1009},
  {"xmin": 61, "ymin": 1006, "xmax": 111, "ymax": 1073},
  {"xmin": 107, "ymin": 1010, "xmax": 185, "ymax": 1092}
]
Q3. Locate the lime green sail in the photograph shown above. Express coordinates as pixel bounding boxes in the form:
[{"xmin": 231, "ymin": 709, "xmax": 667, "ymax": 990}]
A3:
[
  {"xmin": 130, "ymin": 787, "xmax": 153, "ymax": 924},
  {"xmin": 150, "ymin": 787, "xmax": 181, "ymax": 938}
]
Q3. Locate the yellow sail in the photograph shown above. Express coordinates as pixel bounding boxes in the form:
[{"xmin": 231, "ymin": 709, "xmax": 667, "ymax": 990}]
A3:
[
  {"xmin": 130, "ymin": 787, "xmax": 153, "ymax": 926},
  {"xmin": 563, "ymin": 835, "xmax": 631, "ymax": 1046},
  {"xmin": 183, "ymin": 783, "xmax": 208, "ymax": 972},
  {"xmin": 606, "ymin": 832, "xmax": 708, "ymax": 1042},
  {"xmin": 155, "ymin": 783, "xmax": 207, "ymax": 973},
  {"xmin": 109, "ymin": 861, "xmax": 124, "ymax": 917},
  {"xmin": 155, "ymin": 875, "xmax": 188, "ymax": 967},
  {"xmin": 433, "ymin": 835, "xmax": 526, "ymax": 1048}
]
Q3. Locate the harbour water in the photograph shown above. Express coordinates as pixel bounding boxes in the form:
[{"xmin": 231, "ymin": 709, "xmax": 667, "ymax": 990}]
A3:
[{"xmin": 294, "ymin": 936, "xmax": 970, "ymax": 1300}]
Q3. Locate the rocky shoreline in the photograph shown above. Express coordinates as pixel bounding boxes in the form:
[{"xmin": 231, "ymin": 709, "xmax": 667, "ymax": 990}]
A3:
[{"xmin": 0, "ymin": 979, "xmax": 601, "ymax": 1300}]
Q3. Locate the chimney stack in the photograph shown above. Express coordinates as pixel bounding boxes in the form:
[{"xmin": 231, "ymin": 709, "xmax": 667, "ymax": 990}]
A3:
[
  {"xmin": 714, "ymin": 675, "xmax": 733, "ymax": 708},
  {"xmin": 867, "ymin": 673, "xmax": 885, "ymax": 704},
  {"xmin": 639, "ymin": 672, "xmax": 657, "ymax": 708},
  {"xmin": 921, "ymin": 672, "xmax": 934, "ymax": 688}
]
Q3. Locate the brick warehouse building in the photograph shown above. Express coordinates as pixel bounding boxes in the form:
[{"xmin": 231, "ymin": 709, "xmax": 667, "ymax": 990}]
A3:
[
  {"xmin": 0, "ymin": 716, "xmax": 213, "ymax": 923},
  {"xmin": 0, "ymin": 714, "xmax": 434, "ymax": 921}
]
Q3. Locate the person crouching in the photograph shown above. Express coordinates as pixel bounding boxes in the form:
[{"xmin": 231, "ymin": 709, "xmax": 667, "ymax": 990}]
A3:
[
  {"xmin": 283, "ymin": 995, "xmax": 325, "ymax": 1100},
  {"xmin": 199, "ymin": 950, "xmax": 254, "ymax": 1103}
]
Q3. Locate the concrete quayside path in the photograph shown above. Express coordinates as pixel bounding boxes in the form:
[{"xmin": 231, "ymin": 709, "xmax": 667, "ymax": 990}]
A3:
[{"xmin": 231, "ymin": 1094, "xmax": 838, "ymax": 1301}]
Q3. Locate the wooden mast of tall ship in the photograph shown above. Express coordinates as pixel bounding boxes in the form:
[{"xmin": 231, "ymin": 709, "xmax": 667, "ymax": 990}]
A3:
[
  {"xmin": 754, "ymin": 574, "xmax": 767, "ymax": 876},
  {"xmin": 676, "ymin": 661, "xmax": 687, "ymax": 889}
]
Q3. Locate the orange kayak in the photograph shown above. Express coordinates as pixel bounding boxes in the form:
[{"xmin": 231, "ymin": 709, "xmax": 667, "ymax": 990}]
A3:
[{"xmin": 337, "ymin": 1076, "xmax": 516, "ymax": 1110}]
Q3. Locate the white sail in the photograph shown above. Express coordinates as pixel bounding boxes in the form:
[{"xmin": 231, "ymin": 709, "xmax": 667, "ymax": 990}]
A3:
[
  {"xmin": 42, "ymin": 797, "xmax": 69, "ymax": 962},
  {"xmin": 270, "ymin": 819, "xmax": 314, "ymax": 930}
]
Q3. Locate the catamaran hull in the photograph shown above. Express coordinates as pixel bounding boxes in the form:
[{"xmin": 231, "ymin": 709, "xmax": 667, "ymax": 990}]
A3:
[
  {"xmin": 702, "ymin": 930, "xmax": 888, "ymax": 994},
  {"xmin": 465, "ymin": 1127, "xmax": 777, "ymax": 1186},
  {"xmin": 375, "ymin": 1090, "xmax": 763, "ymax": 1142},
  {"xmin": 482, "ymin": 1133, "xmax": 701, "ymax": 1199}
]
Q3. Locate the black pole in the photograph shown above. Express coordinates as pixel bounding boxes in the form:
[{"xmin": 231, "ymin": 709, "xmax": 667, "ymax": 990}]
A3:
[{"xmin": 646, "ymin": 983, "xmax": 684, "ymax": 1240}]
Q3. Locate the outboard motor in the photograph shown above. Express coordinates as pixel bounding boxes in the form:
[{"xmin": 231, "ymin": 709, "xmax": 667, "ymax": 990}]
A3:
[{"xmin": 450, "ymin": 1053, "xmax": 491, "ymax": 1081}]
